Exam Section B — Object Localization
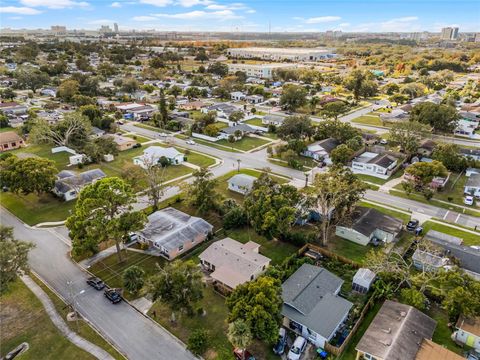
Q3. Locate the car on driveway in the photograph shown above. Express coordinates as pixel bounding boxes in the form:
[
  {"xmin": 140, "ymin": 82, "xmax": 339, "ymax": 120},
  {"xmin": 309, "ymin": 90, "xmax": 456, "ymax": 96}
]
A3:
[
  {"xmin": 273, "ymin": 328, "xmax": 287, "ymax": 355},
  {"xmin": 464, "ymin": 196, "xmax": 474, "ymax": 206},
  {"xmin": 104, "ymin": 288, "xmax": 122, "ymax": 304},
  {"xmin": 406, "ymin": 219, "xmax": 419, "ymax": 232},
  {"xmin": 287, "ymin": 336, "xmax": 307, "ymax": 360},
  {"xmin": 86, "ymin": 276, "xmax": 105, "ymax": 290}
]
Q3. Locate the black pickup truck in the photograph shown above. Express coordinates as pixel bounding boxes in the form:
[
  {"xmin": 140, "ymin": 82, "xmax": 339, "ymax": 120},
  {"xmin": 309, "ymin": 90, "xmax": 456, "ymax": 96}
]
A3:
[{"xmin": 104, "ymin": 287, "xmax": 122, "ymax": 304}]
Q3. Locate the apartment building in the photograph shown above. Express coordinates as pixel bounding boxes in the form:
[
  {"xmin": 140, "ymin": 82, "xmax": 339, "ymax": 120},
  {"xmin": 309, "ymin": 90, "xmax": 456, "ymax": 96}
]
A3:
[{"xmin": 227, "ymin": 63, "xmax": 297, "ymax": 79}]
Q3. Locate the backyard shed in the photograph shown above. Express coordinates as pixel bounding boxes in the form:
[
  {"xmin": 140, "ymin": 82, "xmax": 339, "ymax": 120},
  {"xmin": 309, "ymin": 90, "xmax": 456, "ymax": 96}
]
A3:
[{"xmin": 352, "ymin": 268, "xmax": 376, "ymax": 294}]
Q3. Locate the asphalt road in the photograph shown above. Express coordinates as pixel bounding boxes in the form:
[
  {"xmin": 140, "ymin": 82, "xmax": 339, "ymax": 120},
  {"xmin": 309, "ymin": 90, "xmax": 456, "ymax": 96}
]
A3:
[{"xmin": 0, "ymin": 208, "xmax": 196, "ymax": 360}]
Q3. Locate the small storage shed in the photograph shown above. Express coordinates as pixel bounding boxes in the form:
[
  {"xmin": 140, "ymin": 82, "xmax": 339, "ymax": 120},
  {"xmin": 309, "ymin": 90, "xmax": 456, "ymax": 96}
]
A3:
[{"xmin": 352, "ymin": 268, "xmax": 376, "ymax": 294}]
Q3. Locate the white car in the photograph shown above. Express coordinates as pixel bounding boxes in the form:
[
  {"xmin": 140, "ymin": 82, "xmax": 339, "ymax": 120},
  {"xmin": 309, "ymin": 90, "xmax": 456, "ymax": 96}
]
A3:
[
  {"xmin": 287, "ymin": 336, "xmax": 307, "ymax": 360},
  {"xmin": 186, "ymin": 140, "xmax": 196, "ymax": 145},
  {"xmin": 380, "ymin": 139, "xmax": 388, "ymax": 145},
  {"xmin": 464, "ymin": 196, "xmax": 474, "ymax": 206}
]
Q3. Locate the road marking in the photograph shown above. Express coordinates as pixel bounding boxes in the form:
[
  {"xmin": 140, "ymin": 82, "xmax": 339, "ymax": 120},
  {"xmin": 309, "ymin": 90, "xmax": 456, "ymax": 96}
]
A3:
[
  {"xmin": 455, "ymin": 213, "xmax": 460, "ymax": 224},
  {"xmin": 443, "ymin": 211, "xmax": 449, "ymax": 220}
]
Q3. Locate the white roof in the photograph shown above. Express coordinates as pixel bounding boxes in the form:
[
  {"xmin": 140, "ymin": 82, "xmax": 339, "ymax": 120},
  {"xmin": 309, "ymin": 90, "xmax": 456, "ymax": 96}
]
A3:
[
  {"xmin": 353, "ymin": 268, "xmax": 376, "ymax": 288},
  {"xmin": 115, "ymin": 102, "xmax": 145, "ymax": 111},
  {"xmin": 142, "ymin": 146, "xmax": 183, "ymax": 159}
]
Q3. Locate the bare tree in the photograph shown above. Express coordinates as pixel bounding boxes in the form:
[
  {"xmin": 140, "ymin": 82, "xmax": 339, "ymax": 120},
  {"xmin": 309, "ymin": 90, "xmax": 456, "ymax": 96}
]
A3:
[
  {"xmin": 29, "ymin": 113, "xmax": 91, "ymax": 147},
  {"xmin": 141, "ymin": 156, "xmax": 166, "ymax": 210}
]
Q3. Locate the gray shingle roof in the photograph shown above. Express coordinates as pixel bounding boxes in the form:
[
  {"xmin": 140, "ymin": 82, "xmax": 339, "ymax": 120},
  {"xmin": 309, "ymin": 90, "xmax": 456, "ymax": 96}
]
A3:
[
  {"xmin": 428, "ymin": 237, "xmax": 480, "ymax": 275},
  {"xmin": 281, "ymin": 264, "xmax": 353, "ymax": 339},
  {"xmin": 228, "ymin": 174, "xmax": 256, "ymax": 189},
  {"xmin": 345, "ymin": 207, "xmax": 403, "ymax": 237},
  {"xmin": 54, "ymin": 169, "xmax": 106, "ymax": 194},
  {"xmin": 221, "ymin": 124, "xmax": 255, "ymax": 135},
  {"xmin": 466, "ymin": 173, "xmax": 480, "ymax": 188}
]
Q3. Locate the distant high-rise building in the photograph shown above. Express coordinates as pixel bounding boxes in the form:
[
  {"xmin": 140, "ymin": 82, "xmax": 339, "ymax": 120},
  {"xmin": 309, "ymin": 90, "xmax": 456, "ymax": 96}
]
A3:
[
  {"xmin": 99, "ymin": 25, "xmax": 112, "ymax": 33},
  {"xmin": 51, "ymin": 25, "xmax": 66, "ymax": 34},
  {"xmin": 441, "ymin": 27, "xmax": 459, "ymax": 40},
  {"xmin": 114, "ymin": 23, "xmax": 119, "ymax": 33}
]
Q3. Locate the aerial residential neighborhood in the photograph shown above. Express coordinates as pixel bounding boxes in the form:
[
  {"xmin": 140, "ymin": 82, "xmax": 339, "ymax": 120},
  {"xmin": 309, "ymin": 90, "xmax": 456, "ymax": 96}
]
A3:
[{"xmin": 0, "ymin": 1, "xmax": 479, "ymax": 360}]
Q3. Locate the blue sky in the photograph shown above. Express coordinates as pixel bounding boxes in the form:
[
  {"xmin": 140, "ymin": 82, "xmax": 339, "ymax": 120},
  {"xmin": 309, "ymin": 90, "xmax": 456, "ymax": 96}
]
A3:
[{"xmin": 1, "ymin": 0, "xmax": 479, "ymax": 32}]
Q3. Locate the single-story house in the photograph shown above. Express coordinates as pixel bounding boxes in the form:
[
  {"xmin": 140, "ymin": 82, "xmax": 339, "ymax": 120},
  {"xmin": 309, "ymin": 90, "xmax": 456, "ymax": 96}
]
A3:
[
  {"xmin": 351, "ymin": 151, "xmax": 398, "ymax": 179},
  {"xmin": 459, "ymin": 148, "xmax": 480, "ymax": 161},
  {"xmin": 7, "ymin": 116, "xmax": 27, "ymax": 128},
  {"xmin": 466, "ymin": 168, "xmax": 480, "ymax": 177},
  {"xmin": 380, "ymin": 108, "xmax": 408, "ymax": 122},
  {"xmin": 335, "ymin": 207, "xmax": 403, "ymax": 246},
  {"xmin": 352, "ymin": 268, "xmax": 376, "ymax": 294},
  {"xmin": 40, "ymin": 88, "xmax": 57, "ymax": 97},
  {"xmin": 0, "ymin": 102, "xmax": 28, "ymax": 115},
  {"xmin": 230, "ymin": 91, "xmax": 246, "ymax": 101},
  {"xmin": 227, "ymin": 174, "xmax": 257, "ymax": 195},
  {"xmin": 412, "ymin": 249, "xmax": 448, "ymax": 272},
  {"xmin": 453, "ymin": 316, "xmax": 480, "ymax": 351},
  {"xmin": 246, "ymin": 95, "xmax": 264, "ymax": 104},
  {"xmin": 202, "ymin": 103, "xmax": 238, "ymax": 119},
  {"xmin": 110, "ymin": 134, "xmax": 137, "ymax": 151},
  {"xmin": 417, "ymin": 139, "xmax": 437, "ymax": 157},
  {"xmin": 220, "ymin": 123, "xmax": 256, "ymax": 140},
  {"xmin": 301, "ymin": 138, "xmax": 339, "ymax": 165},
  {"xmin": 133, "ymin": 146, "xmax": 184, "ymax": 168},
  {"xmin": 281, "ymin": 264, "xmax": 353, "ymax": 348},
  {"xmin": 53, "ymin": 169, "xmax": 106, "ymax": 201},
  {"xmin": 178, "ymin": 101, "xmax": 206, "ymax": 111},
  {"xmin": 0, "ymin": 131, "xmax": 24, "ymax": 152},
  {"xmin": 199, "ymin": 238, "xmax": 270, "ymax": 292},
  {"xmin": 262, "ymin": 114, "xmax": 285, "ymax": 126},
  {"xmin": 136, "ymin": 207, "xmax": 213, "ymax": 260},
  {"xmin": 464, "ymin": 173, "xmax": 480, "ymax": 197},
  {"xmin": 355, "ymin": 300, "xmax": 437, "ymax": 360},
  {"xmin": 454, "ymin": 118, "xmax": 479, "ymax": 138},
  {"xmin": 91, "ymin": 127, "xmax": 105, "ymax": 138},
  {"xmin": 127, "ymin": 105, "xmax": 155, "ymax": 120}
]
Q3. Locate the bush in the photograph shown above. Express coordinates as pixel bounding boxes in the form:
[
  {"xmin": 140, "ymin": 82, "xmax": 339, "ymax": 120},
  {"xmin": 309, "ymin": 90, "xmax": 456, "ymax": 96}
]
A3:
[
  {"xmin": 187, "ymin": 329, "xmax": 209, "ymax": 355},
  {"xmin": 280, "ymin": 230, "xmax": 316, "ymax": 247},
  {"xmin": 223, "ymin": 206, "xmax": 247, "ymax": 229}
]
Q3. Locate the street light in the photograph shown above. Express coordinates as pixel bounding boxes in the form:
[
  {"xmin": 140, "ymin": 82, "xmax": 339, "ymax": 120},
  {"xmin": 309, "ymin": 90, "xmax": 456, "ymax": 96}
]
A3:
[
  {"xmin": 67, "ymin": 281, "xmax": 86, "ymax": 330},
  {"xmin": 304, "ymin": 172, "xmax": 309, "ymax": 188}
]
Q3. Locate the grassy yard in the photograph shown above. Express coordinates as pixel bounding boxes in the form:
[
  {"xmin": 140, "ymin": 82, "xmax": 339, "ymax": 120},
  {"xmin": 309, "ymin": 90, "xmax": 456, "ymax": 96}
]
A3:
[
  {"xmin": 355, "ymin": 169, "xmax": 404, "ymax": 186},
  {"xmin": 327, "ymin": 236, "xmax": 378, "ymax": 264},
  {"xmin": 0, "ymin": 192, "xmax": 76, "ymax": 225},
  {"xmin": 183, "ymin": 150, "xmax": 216, "ymax": 168},
  {"xmin": 0, "ymin": 279, "xmax": 96, "ymax": 360},
  {"xmin": 214, "ymin": 121, "xmax": 228, "ymax": 130},
  {"xmin": 192, "ymin": 138, "xmax": 242, "ymax": 153},
  {"xmin": 11, "ymin": 143, "xmax": 71, "ymax": 170},
  {"xmin": 0, "ymin": 126, "xmax": 18, "ymax": 133},
  {"xmin": 427, "ymin": 305, "xmax": 463, "ymax": 355},
  {"xmin": 124, "ymin": 134, "xmax": 151, "ymax": 143},
  {"xmin": 422, "ymin": 221, "xmax": 480, "ymax": 246},
  {"xmin": 216, "ymin": 136, "xmax": 271, "ymax": 152},
  {"xmin": 352, "ymin": 114, "xmax": 383, "ymax": 127},
  {"xmin": 244, "ymin": 117, "xmax": 264, "ymax": 127}
]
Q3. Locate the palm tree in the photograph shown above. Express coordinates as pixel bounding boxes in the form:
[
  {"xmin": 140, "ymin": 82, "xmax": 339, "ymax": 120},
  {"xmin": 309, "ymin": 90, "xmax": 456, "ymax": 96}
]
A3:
[
  {"xmin": 309, "ymin": 96, "xmax": 320, "ymax": 114},
  {"xmin": 227, "ymin": 320, "xmax": 252, "ymax": 360}
]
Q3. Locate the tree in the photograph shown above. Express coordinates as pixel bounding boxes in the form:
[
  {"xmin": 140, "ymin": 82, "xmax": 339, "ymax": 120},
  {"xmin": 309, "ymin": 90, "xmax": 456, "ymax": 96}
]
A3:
[
  {"xmin": 404, "ymin": 160, "xmax": 448, "ymax": 192},
  {"xmin": 168, "ymin": 85, "xmax": 182, "ymax": 98},
  {"xmin": 58, "ymin": 79, "xmax": 80, "ymax": 102},
  {"xmin": 123, "ymin": 265, "xmax": 145, "ymax": 294},
  {"xmin": 29, "ymin": 112, "xmax": 92, "ymax": 148},
  {"xmin": 410, "ymin": 102, "xmax": 459, "ymax": 133},
  {"xmin": 157, "ymin": 90, "xmax": 169, "ymax": 127},
  {"xmin": 243, "ymin": 172, "xmax": 300, "ymax": 239},
  {"xmin": 0, "ymin": 226, "xmax": 34, "ymax": 294},
  {"xmin": 0, "ymin": 156, "xmax": 57, "ymax": 195},
  {"xmin": 308, "ymin": 167, "xmax": 366, "ymax": 245},
  {"xmin": 389, "ymin": 121, "xmax": 431, "ymax": 155},
  {"xmin": 204, "ymin": 124, "xmax": 219, "ymax": 137},
  {"xmin": 184, "ymin": 86, "xmax": 201, "ymax": 100},
  {"xmin": 0, "ymin": 88, "xmax": 16, "ymax": 101},
  {"xmin": 227, "ymin": 320, "xmax": 252, "ymax": 360},
  {"xmin": 432, "ymin": 143, "xmax": 469, "ymax": 172},
  {"xmin": 330, "ymin": 144, "xmax": 354, "ymax": 165},
  {"xmin": 194, "ymin": 50, "xmax": 209, "ymax": 63},
  {"xmin": 141, "ymin": 157, "xmax": 166, "ymax": 210},
  {"xmin": 280, "ymin": 84, "xmax": 308, "ymax": 111},
  {"xmin": 184, "ymin": 168, "xmax": 221, "ymax": 213},
  {"xmin": 66, "ymin": 177, "xmax": 146, "ymax": 262},
  {"xmin": 315, "ymin": 119, "xmax": 360, "ymax": 143},
  {"xmin": 187, "ymin": 329, "xmax": 210, "ymax": 355},
  {"xmin": 321, "ymin": 101, "xmax": 347, "ymax": 120},
  {"xmin": 343, "ymin": 70, "xmax": 375, "ymax": 103},
  {"xmin": 121, "ymin": 78, "xmax": 139, "ymax": 93},
  {"xmin": 15, "ymin": 66, "xmax": 49, "ymax": 92},
  {"xmin": 148, "ymin": 260, "xmax": 203, "ymax": 314},
  {"xmin": 276, "ymin": 115, "xmax": 314, "ymax": 141},
  {"xmin": 79, "ymin": 104, "xmax": 102, "ymax": 123},
  {"xmin": 83, "ymin": 137, "xmax": 118, "ymax": 163},
  {"xmin": 0, "ymin": 114, "xmax": 8, "ymax": 128},
  {"xmin": 207, "ymin": 62, "xmax": 228, "ymax": 77},
  {"xmin": 229, "ymin": 111, "xmax": 245, "ymax": 123},
  {"xmin": 389, "ymin": 93, "xmax": 410, "ymax": 104},
  {"xmin": 226, "ymin": 276, "xmax": 282, "ymax": 343}
]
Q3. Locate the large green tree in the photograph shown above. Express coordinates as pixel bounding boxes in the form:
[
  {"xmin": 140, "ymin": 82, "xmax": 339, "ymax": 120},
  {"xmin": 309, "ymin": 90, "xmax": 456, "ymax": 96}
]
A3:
[
  {"xmin": 123, "ymin": 265, "xmax": 145, "ymax": 295},
  {"xmin": 15, "ymin": 66, "xmax": 49, "ymax": 92},
  {"xmin": 432, "ymin": 143, "xmax": 469, "ymax": 172},
  {"xmin": 57, "ymin": 79, "xmax": 80, "ymax": 102},
  {"xmin": 0, "ymin": 226, "xmax": 34, "ymax": 294},
  {"xmin": 276, "ymin": 115, "xmax": 314, "ymax": 141},
  {"xmin": 343, "ymin": 70, "xmax": 377, "ymax": 103},
  {"xmin": 226, "ymin": 276, "xmax": 282, "ymax": 343},
  {"xmin": 330, "ymin": 144, "xmax": 354, "ymax": 165},
  {"xmin": 66, "ymin": 177, "xmax": 146, "ymax": 261},
  {"xmin": 389, "ymin": 121, "xmax": 431, "ymax": 155},
  {"xmin": 280, "ymin": 84, "xmax": 308, "ymax": 112},
  {"xmin": 321, "ymin": 101, "xmax": 348, "ymax": 120},
  {"xmin": 314, "ymin": 119, "xmax": 360, "ymax": 144},
  {"xmin": 404, "ymin": 160, "xmax": 448, "ymax": 190},
  {"xmin": 410, "ymin": 102, "xmax": 459, "ymax": 133},
  {"xmin": 184, "ymin": 168, "xmax": 221, "ymax": 214}
]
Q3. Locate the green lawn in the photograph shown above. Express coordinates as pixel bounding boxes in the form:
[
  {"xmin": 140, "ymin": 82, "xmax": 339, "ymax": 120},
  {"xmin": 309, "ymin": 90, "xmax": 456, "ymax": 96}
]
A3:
[
  {"xmin": 214, "ymin": 122, "xmax": 228, "ymax": 130},
  {"xmin": 0, "ymin": 279, "xmax": 96, "ymax": 360},
  {"xmin": 192, "ymin": 138, "xmax": 242, "ymax": 153},
  {"xmin": 244, "ymin": 117, "xmax": 264, "ymax": 126},
  {"xmin": 29, "ymin": 275, "xmax": 124, "ymax": 360},
  {"xmin": 422, "ymin": 221, "xmax": 480, "ymax": 246},
  {"xmin": 11, "ymin": 143, "xmax": 71, "ymax": 170},
  {"xmin": 133, "ymin": 123, "xmax": 171, "ymax": 133},
  {"xmin": 183, "ymin": 150, "xmax": 216, "ymax": 168},
  {"xmin": 216, "ymin": 136, "xmax": 271, "ymax": 151},
  {"xmin": 427, "ymin": 305, "xmax": 463, "ymax": 355},
  {"xmin": 327, "ymin": 236, "xmax": 378, "ymax": 264},
  {"xmin": 124, "ymin": 134, "xmax": 151, "ymax": 143},
  {"xmin": 352, "ymin": 115, "xmax": 383, "ymax": 127},
  {"xmin": 0, "ymin": 126, "xmax": 18, "ymax": 133},
  {"xmin": 0, "ymin": 192, "xmax": 76, "ymax": 225},
  {"xmin": 355, "ymin": 174, "xmax": 389, "ymax": 185}
]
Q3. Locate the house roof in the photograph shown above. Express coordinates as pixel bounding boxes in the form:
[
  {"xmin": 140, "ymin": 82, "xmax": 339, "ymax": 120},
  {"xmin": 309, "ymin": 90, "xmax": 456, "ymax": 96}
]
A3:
[
  {"xmin": 263, "ymin": 114, "xmax": 284, "ymax": 123},
  {"xmin": 369, "ymin": 153, "xmax": 397, "ymax": 168},
  {"xmin": 456, "ymin": 315, "xmax": 480, "ymax": 337},
  {"xmin": 221, "ymin": 124, "xmax": 255, "ymax": 135},
  {"xmin": 459, "ymin": 148, "xmax": 480, "ymax": 157},
  {"xmin": 415, "ymin": 339, "xmax": 464, "ymax": 360},
  {"xmin": 199, "ymin": 238, "xmax": 270, "ymax": 289},
  {"xmin": 423, "ymin": 230, "xmax": 463, "ymax": 246},
  {"xmin": 0, "ymin": 131, "xmax": 22, "ymax": 143},
  {"xmin": 353, "ymin": 268, "xmax": 376, "ymax": 288},
  {"xmin": 356, "ymin": 300, "xmax": 436, "ymax": 360},
  {"xmin": 281, "ymin": 264, "xmax": 353, "ymax": 339},
  {"xmin": 466, "ymin": 173, "xmax": 480, "ymax": 188},
  {"xmin": 54, "ymin": 169, "xmax": 106, "ymax": 194},
  {"xmin": 342, "ymin": 207, "xmax": 403, "ymax": 238},
  {"xmin": 228, "ymin": 174, "xmax": 257, "ymax": 189},
  {"xmin": 139, "ymin": 207, "xmax": 213, "ymax": 251},
  {"xmin": 428, "ymin": 237, "xmax": 480, "ymax": 275},
  {"xmin": 307, "ymin": 138, "xmax": 339, "ymax": 154},
  {"xmin": 412, "ymin": 250, "xmax": 444, "ymax": 267},
  {"xmin": 140, "ymin": 146, "xmax": 183, "ymax": 160}
]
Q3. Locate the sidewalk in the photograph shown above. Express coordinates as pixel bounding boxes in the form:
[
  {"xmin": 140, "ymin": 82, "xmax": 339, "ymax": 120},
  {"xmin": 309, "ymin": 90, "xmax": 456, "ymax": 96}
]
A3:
[
  {"xmin": 21, "ymin": 275, "xmax": 115, "ymax": 360},
  {"xmin": 79, "ymin": 245, "xmax": 117, "ymax": 269}
]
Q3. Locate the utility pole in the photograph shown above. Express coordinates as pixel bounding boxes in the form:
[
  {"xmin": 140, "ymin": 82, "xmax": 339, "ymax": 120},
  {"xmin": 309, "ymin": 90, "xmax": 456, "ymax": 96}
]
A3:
[
  {"xmin": 304, "ymin": 172, "xmax": 309, "ymax": 188},
  {"xmin": 237, "ymin": 159, "xmax": 241, "ymax": 173}
]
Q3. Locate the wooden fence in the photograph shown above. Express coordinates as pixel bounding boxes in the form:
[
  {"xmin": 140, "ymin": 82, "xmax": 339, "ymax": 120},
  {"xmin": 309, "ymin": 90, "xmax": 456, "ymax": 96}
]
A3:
[{"xmin": 298, "ymin": 243, "xmax": 362, "ymax": 268}]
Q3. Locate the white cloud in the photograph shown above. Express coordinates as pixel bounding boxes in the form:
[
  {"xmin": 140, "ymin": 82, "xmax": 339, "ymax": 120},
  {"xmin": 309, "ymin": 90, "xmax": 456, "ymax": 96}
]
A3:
[
  {"xmin": 88, "ymin": 18, "xmax": 116, "ymax": 24},
  {"xmin": 9, "ymin": 16, "xmax": 24, "ymax": 19},
  {"xmin": 132, "ymin": 15, "xmax": 157, "ymax": 21},
  {"xmin": 379, "ymin": 16, "xmax": 420, "ymax": 31},
  {"xmin": 245, "ymin": 9, "xmax": 255, "ymax": 13},
  {"xmin": 303, "ymin": 16, "xmax": 341, "ymax": 24},
  {"xmin": 20, "ymin": 0, "xmax": 89, "ymax": 8},
  {"xmin": 139, "ymin": 0, "xmax": 172, "ymax": 6},
  {"xmin": 110, "ymin": 1, "xmax": 121, "ymax": 7},
  {"xmin": 176, "ymin": 0, "xmax": 212, "ymax": 7},
  {"xmin": 0, "ymin": 6, "xmax": 42, "ymax": 14},
  {"xmin": 154, "ymin": 9, "xmax": 242, "ymax": 20}
]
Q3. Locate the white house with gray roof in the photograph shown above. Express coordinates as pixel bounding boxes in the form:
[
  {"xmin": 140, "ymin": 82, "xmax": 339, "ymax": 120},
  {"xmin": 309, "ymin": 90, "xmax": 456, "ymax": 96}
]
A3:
[
  {"xmin": 464, "ymin": 173, "xmax": 480, "ymax": 197},
  {"xmin": 281, "ymin": 264, "xmax": 353, "ymax": 348},
  {"xmin": 136, "ymin": 207, "xmax": 213, "ymax": 260},
  {"xmin": 133, "ymin": 146, "xmax": 185, "ymax": 169},
  {"xmin": 227, "ymin": 174, "xmax": 257, "ymax": 195},
  {"xmin": 199, "ymin": 238, "xmax": 270, "ymax": 291},
  {"xmin": 53, "ymin": 169, "xmax": 106, "ymax": 201}
]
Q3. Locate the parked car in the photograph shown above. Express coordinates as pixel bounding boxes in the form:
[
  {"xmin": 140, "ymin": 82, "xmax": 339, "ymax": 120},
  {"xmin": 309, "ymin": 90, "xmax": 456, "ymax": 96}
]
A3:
[
  {"xmin": 186, "ymin": 139, "xmax": 196, "ymax": 145},
  {"xmin": 287, "ymin": 336, "xmax": 307, "ymax": 360},
  {"xmin": 233, "ymin": 348, "xmax": 255, "ymax": 360},
  {"xmin": 273, "ymin": 328, "xmax": 287, "ymax": 355},
  {"xmin": 406, "ymin": 219, "xmax": 419, "ymax": 232},
  {"xmin": 132, "ymin": 143, "xmax": 142, "ymax": 148},
  {"xmin": 380, "ymin": 139, "xmax": 388, "ymax": 145},
  {"xmin": 86, "ymin": 276, "xmax": 105, "ymax": 290},
  {"xmin": 464, "ymin": 195, "xmax": 474, "ymax": 206},
  {"xmin": 104, "ymin": 288, "xmax": 122, "ymax": 304}
]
